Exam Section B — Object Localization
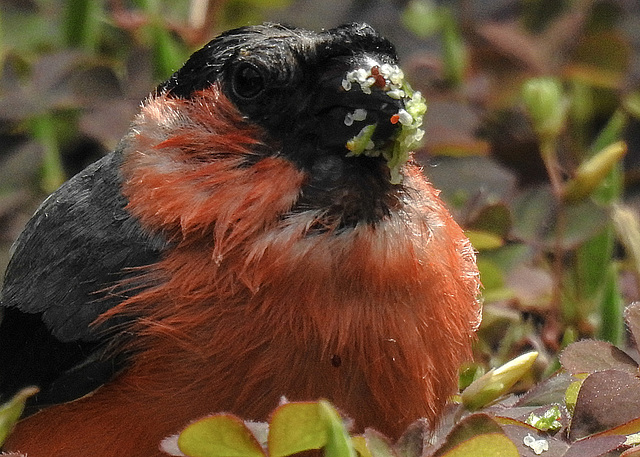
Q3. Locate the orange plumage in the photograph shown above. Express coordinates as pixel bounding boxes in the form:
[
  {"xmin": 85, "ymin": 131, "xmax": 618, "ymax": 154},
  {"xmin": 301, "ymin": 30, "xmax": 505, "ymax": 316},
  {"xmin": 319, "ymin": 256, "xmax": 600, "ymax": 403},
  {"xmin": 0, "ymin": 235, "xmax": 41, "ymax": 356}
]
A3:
[{"xmin": 1, "ymin": 24, "xmax": 480, "ymax": 457}]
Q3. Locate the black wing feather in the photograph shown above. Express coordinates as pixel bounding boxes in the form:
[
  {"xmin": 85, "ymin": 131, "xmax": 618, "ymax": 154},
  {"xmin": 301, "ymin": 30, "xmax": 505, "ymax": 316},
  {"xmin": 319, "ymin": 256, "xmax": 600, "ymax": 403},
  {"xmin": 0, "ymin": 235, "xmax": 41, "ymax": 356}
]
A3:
[{"xmin": 0, "ymin": 148, "xmax": 167, "ymax": 407}]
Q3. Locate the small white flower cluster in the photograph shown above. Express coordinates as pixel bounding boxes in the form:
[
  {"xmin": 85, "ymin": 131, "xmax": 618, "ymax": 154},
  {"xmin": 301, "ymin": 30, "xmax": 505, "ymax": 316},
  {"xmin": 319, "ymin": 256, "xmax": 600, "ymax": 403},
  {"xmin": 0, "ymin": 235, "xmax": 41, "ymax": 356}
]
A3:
[
  {"xmin": 341, "ymin": 63, "xmax": 427, "ymax": 184},
  {"xmin": 343, "ymin": 108, "xmax": 368, "ymax": 127},
  {"xmin": 341, "ymin": 63, "xmax": 406, "ymax": 97},
  {"xmin": 523, "ymin": 433, "xmax": 549, "ymax": 455}
]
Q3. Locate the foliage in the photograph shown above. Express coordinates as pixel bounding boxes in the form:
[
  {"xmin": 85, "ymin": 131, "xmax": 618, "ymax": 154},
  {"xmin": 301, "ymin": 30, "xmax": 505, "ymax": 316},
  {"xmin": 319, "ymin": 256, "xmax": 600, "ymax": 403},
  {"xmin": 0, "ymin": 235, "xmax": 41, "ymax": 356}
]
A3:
[
  {"xmin": 159, "ymin": 303, "xmax": 640, "ymax": 457},
  {"xmin": 1, "ymin": 0, "xmax": 640, "ymax": 455},
  {"xmin": 398, "ymin": 0, "xmax": 640, "ymax": 366}
]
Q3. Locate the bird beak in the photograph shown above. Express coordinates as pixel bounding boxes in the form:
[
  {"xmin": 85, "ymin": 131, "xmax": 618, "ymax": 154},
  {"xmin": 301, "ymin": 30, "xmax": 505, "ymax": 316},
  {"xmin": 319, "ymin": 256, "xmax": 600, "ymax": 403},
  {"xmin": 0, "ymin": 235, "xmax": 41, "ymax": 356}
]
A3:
[{"xmin": 308, "ymin": 58, "xmax": 406, "ymax": 154}]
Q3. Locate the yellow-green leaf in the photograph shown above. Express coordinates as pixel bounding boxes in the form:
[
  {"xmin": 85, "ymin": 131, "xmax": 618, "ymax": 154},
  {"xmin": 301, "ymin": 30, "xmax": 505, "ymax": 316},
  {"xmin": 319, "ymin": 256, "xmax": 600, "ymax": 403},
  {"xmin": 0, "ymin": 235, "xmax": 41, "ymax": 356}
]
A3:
[
  {"xmin": 564, "ymin": 141, "xmax": 627, "ymax": 202},
  {"xmin": 522, "ymin": 77, "xmax": 567, "ymax": 141},
  {"xmin": 178, "ymin": 414, "xmax": 266, "ymax": 457},
  {"xmin": 465, "ymin": 230, "xmax": 504, "ymax": 250},
  {"xmin": 362, "ymin": 429, "xmax": 395, "ymax": 457},
  {"xmin": 0, "ymin": 387, "xmax": 39, "ymax": 446},
  {"xmin": 433, "ymin": 414, "xmax": 518, "ymax": 457},
  {"xmin": 613, "ymin": 204, "xmax": 640, "ymax": 278},
  {"xmin": 268, "ymin": 402, "xmax": 327, "ymax": 457},
  {"xmin": 319, "ymin": 400, "xmax": 355, "ymax": 457},
  {"xmin": 565, "ymin": 377, "xmax": 586, "ymax": 415},
  {"xmin": 438, "ymin": 433, "xmax": 519, "ymax": 457},
  {"xmin": 461, "ymin": 352, "xmax": 538, "ymax": 411},
  {"xmin": 352, "ymin": 436, "xmax": 373, "ymax": 457}
]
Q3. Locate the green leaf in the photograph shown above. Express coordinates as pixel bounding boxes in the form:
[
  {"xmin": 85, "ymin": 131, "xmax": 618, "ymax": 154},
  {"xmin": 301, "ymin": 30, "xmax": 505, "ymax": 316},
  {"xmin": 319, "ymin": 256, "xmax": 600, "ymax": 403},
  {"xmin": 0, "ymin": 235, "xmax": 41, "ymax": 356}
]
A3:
[
  {"xmin": 177, "ymin": 414, "xmax": 266, "ymax": 457},
  {"xmin": 63, "ymin": 0, "xmax": 103, "ymax": 51},
  {"xmin": 440, "ymin": 8, "xmax": 467, "ymax": 87},
  {"xmin": 362, "ymin": 429, "xmax": 396, "ymax": 457},
  {"xmin": 476, "ymin": 258, "xmax": 512, "ymax": 303},
  {"xmin": 565, "ymin": 377, "xmax": 585, "ymax": 416},
  {"xmin": 268, "ymin": 402, "xmax": 327, "ymax": 457},
  {"xmin": 465, "ymin": 230, "xmax": 504, "ymax": 250},
  {"xmin": 525, "ymin": 405, "xmax": 562, "ymax": 432},
  {"xmin": 564, "ymin": 141, "xmax": 627, "ymax": 202},
  {"xmin": 441, "ymin": 432, "xmax": 518, "ymax": 457},
  {"xmin": 575, "ymin": 224, "xmax": 615, "ymax": 312},
  {"xmin": 613, "ymin": 204, "xmax": 640, "ymax": 279},
  {"xmin": 402, "ymin": 0, "xmax": 441, "ymax": 38},
  {"xmin": 591, "ymin": 109, "xmax": 628, "ymax": 158},
  {"xmin": 319, "ymin": 400, "xmax": 355, "ymax": 457},
  {"xmin": 461, "ymin": 352, "xmax": 538, "ymax": 411},
  {"xmin": 30, "ymin": 113, "xmax": 66, "ymax": 193},
  {"xmin": 351, "ymin": 436, "xmax": 373, "ymax": 457},
  {"xmin": 149, "ymin": 22, "xmax": 188, "ymax": 80},
  {"xmin": 522, "ymin": 77, "xmax": 568, "ymax": 141},
  {"xmin": 0, "ymin": 387, "xmax": 39, "ymax": 446},
  {"xmin": 624, "ymin": 91, "xmax": 640, "ymax": 120},
  {"xmin": 598, "ymin": 263, "xmax": 624, "ymax": 345}
]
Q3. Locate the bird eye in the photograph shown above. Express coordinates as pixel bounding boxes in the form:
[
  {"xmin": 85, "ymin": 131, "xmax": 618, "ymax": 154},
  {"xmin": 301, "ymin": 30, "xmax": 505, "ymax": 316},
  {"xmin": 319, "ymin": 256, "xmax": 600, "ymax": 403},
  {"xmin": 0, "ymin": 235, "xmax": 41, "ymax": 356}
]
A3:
[{"xmin": 231, "ymin": 63, "xmax": 266, "ymax": 99}]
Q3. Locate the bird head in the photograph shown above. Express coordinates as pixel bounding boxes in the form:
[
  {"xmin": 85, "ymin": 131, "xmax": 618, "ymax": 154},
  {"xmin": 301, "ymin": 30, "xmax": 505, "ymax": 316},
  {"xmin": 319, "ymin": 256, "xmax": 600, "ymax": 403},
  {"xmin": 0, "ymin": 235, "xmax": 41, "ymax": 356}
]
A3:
[{"xmin": 125, "ymin": 23, "xmax": 426, "ymax": 237}]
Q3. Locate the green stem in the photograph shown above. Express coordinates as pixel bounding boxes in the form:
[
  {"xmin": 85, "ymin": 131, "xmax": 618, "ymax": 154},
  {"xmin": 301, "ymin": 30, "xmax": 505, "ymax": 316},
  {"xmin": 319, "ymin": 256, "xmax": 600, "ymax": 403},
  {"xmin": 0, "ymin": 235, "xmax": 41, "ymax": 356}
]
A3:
[
  {"xmin": 31, "ymin": 114, "xmax": 66, "ymax": 194},
  {"xmin": 539, "ymin": 138, "xmax": 566, "ymax": 347}
]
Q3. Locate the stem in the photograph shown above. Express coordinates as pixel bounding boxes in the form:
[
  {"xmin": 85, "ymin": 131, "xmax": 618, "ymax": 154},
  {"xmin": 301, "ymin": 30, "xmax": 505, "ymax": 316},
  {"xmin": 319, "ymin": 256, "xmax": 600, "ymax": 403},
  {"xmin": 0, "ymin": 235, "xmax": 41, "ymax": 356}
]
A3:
[
  {"xmin": 540, "ymin": 138, "xmax": 565, "ymax": 349},
  {"xmin": 540, "ymin": 139, "xmax": 564, "ymax": 198}
]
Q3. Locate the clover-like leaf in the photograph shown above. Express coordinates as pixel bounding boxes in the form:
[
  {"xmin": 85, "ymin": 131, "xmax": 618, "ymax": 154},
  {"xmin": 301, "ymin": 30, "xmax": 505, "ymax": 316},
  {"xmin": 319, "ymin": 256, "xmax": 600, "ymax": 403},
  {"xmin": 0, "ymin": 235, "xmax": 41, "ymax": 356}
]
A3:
[
  {"xmin": 432, "ymin": 414, "xmax": 519, "ymax": 457},
  {"xmin": 177, "ymin": 414, "xmax": 265, "ymax": 457},
  {"xmin": 318, "ymin": 400, "xmax": 355, "ymax": 457},
  {"xmin": 624, "ymin": 302, "xmax": 640, "ymax": 349},
  {"xmin": 559, "ymin": 340, "xmax": 638, "ymax": 375},
  {"xmin": 268, "ymin": 401, "xmax": 327, "ymax": 457},
  {"xmin": 569, "ymin": 370, "xmax": 640, "ymax": 441}
]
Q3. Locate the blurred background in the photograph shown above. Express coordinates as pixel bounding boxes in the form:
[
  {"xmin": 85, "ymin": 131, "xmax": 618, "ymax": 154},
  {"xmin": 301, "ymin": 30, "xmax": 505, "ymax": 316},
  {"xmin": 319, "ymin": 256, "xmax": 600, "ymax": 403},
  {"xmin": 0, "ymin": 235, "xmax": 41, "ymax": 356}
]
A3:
[{"xmin": 1, "ymin": 0, "xmax": 639, "ymax": 387}]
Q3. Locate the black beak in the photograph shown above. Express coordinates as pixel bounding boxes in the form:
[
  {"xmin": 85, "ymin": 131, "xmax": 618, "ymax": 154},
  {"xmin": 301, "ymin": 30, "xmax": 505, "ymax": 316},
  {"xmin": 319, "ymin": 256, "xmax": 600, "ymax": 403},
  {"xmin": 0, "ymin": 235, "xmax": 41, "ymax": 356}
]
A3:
[{"xmin": 308, "ymin": 59, "xmax": 404, "ymax": 153}]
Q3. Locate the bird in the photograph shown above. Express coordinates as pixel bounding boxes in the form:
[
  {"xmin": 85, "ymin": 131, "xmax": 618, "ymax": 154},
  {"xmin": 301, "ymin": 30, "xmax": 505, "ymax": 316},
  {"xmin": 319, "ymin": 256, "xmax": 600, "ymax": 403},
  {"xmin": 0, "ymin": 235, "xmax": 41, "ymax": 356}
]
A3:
[{"xmin": 0, "ymin": 23, "xmax": 481, "ymax": 457}]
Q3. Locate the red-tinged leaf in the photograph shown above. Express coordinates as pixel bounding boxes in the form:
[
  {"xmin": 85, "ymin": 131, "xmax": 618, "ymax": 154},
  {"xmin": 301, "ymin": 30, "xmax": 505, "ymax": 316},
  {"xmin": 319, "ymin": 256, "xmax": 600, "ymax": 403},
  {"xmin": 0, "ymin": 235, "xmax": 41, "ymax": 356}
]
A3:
[
  {"xmin": 425, "ymin": 156, "xmax": 517, "ymax": 211},
  {"xmin": 563, "ymin": 435, "xmax": 626, "ymax": 457},
  {"xmin": 569, "ymin": 370, "xmax": 640, "ymax": 441},
  {"xmin": 566, "ymin": 31, "xmax": 631, "ymax": 89},
  {"xmin": 177, "ymin": 414, "xmax": 265, "ymax": 457},
  {"xmin": 589, "ymin": 416, "xmax": 640, "ymax": 439},
  {"xmin": 501, "ymin": 424, "xmax": 568, "ymax": 457},
  {"xmin": 625, "ymin": 302, "xmax": 640, "ymax": 348},
  {"xmin": 559, "ymin": 340, "xmax": 638, "ymax": 375},
  {"xmin": 394, "ymin": 419, "xmax": 427, "ymax": 457},
  {"xmin": 621, "ymin": 445, "xmax": 640, "ymax": 457},
  {"xmin": 474, "ymin": 22, "xmax": 547, "ymax": 73},
  {"xmin": 268, "ymin": 401, "xmax": 327, "ymax": 457},
  {"xmin": 514, "ymin": 372, "xmax": 575, "ymax": 407},
  {"xmin": 505, "ymin": 264, "xmax": 553, "ymax": 309},
  {"xmin": 432, "ymin": 414, "xmax": 518, "ymax": 457},
  {"xmin": 512, "ymin": 187, "xmax": 609, "ymax": 250}
]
